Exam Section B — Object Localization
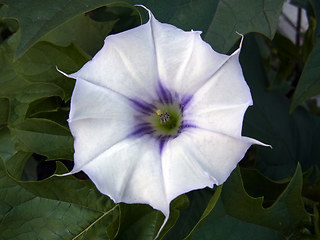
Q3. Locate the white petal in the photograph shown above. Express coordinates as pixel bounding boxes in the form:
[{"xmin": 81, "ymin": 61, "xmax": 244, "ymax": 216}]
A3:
[
  {"xmin": 148, "ymin": 12, "xmax": 230, "ymax": 97},
  {"xmin": 82, "ymin": 135, "xmax": 170, "ymax": 217},
  {"xmin": 68, "ymin": 20, "xmax": 159, "ymax": 102},
  {"xmin": 69, "ymin": 9, "xmax": 231, "ymax": 102},
  {"xmin": 184, "ymin": 49, "xmax": 252, "ymax": 138},
  {"xmin": 68, "ymin": 79, "xmax": 137, "ymax": 172},
  {"xmin": 161, "ymin": 136, "xmax": 218, "ymax": 203},
  {"xmin": 164, "ymin": 128, "xmax": 257, "ymax": 187},
  {"xmin": 57, "ymin": 8, "xmax": 270, "ymax": 235}
]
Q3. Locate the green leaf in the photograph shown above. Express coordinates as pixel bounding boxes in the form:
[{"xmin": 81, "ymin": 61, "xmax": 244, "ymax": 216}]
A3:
[
  {"xmin": 266, "ymin": 33, "xmax": 300, "ymax": 94},
  {"xmin": 0, "ymin": 126, "xmax": 31, "ymax": 181},
  {"xmin": 310, "ymin": 0, "xmax": 320, "ymax": 39},
  {"xmin": 0, "ymin": 34, "xmax": 70, "ymax": 125},
  {"xmin": 40, "ymin": 12, "xmax": 115, "ymax": 57},
  {"xmin": 19, "ymin": 161, "xmax": 114, "ymax": 213},
  {"xmin": 89, "ymin": 4, "xmax": 141, "ymax": 34},
  {"xmin": 0, "ymin": 127, "xmax": 17, "ymax": 163},
  {"xmin": 290, "ymin": 40, "xmax": 320, "ymax": 112},
  {"xmin": 206, "ymin": 0, "xmax": 284, "ymax": 53},
  {"xmin": 3, "ymin": 0, "xmax": 286, "ymax": 59},
  {"xmin": 26, "ymin": 96, "xmax": 70, "ymax": 127},
  {"xmin": 9, "ymin": 118, "xmax": 74, "ymax": 160},
  {"xmin": 190, "ymin": 165, "xmax": 310, "ymax": 239},
  {"xmin": 0, "ymin": 122, "xmax": 31, "ymax": 180},
  {"xmin": 0, "ymin": 98, "xmax": 9, "ymax": 127},
  {"xmin": 169, "ymin": 0, "xmax": 284, "ymax": 53},
  {"xmin": 161, "ymin": 187, "xmax": 222, "ymax": 240},
  {"xmin": 1, "ymin": 0, "xmax": 133, "ymax": 59},
  {"xmin": 240, "ymin": 168, "xmax": 287, "ymax": 206},
  {"xmin": 241, "ymin": 34, "xmax": 320, "ymax": 180},
  {"xmin": 0, "ymin": 33, "xmax": 90, "ymax": 125},
  {"xmin": 0, "ymin": 158, "xmax": 117, "ymax": 240},
  {"xmin": 13, "ymin": 41, "xmax": 90, "ymax": 100},
  {"xmin": 114, "ymin": 194, "xmax": 188, "ymax": 240},
  {"xmin": 225, "ymin": 165, "xmax": 309, "ymax": 235},
  {"xmin": 41, "ymin": 3, "xmax": 140, "ymax": 57},
  {"xmin": 183, "ymin": 186, "xmax": 222, "ymax": 239},
  {"xmin": 140, "ymin": 0, "xmax": 284, "ymax": 53},
  {"xmin": 26, "ymin": 96, "xmax": 64, "ymax": 118},
  {"xmin": 0, "ymin": 15, "xmax": 19, "ymax": 44},
  {"xmin": 115, "ymin": 204, "xmax": 164, "ymax": 240}
]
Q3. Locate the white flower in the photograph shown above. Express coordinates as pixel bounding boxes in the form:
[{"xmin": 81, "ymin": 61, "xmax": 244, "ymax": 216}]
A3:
[{"xmin": 59, "ymin": 7, "xmax": 267, "ymax": 234}]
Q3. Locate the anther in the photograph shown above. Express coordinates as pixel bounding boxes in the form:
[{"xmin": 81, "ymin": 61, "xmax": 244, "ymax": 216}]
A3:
[{"xmin": 156, "ymin": 109, "xmax": 170, "ymax": 124}]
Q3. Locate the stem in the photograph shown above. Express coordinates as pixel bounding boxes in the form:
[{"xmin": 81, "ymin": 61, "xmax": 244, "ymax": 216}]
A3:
[{"xmin": 296, "ymin": 7, "xmax": 302, "ymax": 47}]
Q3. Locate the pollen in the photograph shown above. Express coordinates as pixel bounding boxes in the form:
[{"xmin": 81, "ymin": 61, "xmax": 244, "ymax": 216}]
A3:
[{"xmin": 156, "ymin": 109, "xmax": 170, "ymax": 124}]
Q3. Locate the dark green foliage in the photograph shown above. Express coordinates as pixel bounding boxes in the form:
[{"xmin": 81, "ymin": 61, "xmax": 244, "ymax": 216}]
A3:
[{"xmin": 0, "ymin": 0, "xmax": 319, "ymax": 239}]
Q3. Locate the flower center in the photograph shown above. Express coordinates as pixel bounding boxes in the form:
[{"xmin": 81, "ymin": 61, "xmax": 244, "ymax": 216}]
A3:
[{"xmin": 150, "ymin": 103, "xmax": 182, "ymax": 137}]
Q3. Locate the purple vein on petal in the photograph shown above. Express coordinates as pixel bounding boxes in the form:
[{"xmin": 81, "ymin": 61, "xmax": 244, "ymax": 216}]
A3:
[
  {"xmin": 130, "ymin": 123, "xmax": 155, "ymax": 137},
  {"xmin": 158, "ymin": 136, "xmax": 169, "ymax": 155},
  {"xmin": 157, "ymin": 81, "xmax": 173, "ymax": 104},
  {"xmin": 181, "ymin": 121, "xmax": 197, "ymax": 129},
  {"xmin": 129, "ymin": 98, "xmax": 156, "ymax": 115},
  {"xmin": 177, "ymin": 120, "xmax": 197, "ymax": 135},
  {"xmin": 180, "ymin": 95, "xmax": 193, "ymax": 111}
]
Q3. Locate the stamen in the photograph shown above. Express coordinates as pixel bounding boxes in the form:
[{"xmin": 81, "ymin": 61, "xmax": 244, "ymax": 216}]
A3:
[{"xmin": 156, "ymin": 109, "xmax": 170, "ymax": 124}]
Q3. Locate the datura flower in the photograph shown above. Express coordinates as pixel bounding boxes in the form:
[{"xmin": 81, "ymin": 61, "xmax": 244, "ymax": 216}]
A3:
[{"xmin": 59, "ymin": 7, "xmax": 267, "ymax": 234}]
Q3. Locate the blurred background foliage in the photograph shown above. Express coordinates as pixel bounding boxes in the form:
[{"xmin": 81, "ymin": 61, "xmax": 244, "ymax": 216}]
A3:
[{"xmin": 0, "ymin": 0, "xmax": 319, "ymax": 239}]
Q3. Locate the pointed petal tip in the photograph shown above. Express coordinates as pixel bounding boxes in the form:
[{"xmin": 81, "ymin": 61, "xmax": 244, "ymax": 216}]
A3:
[
  {"xmin": 230, "ymin": 32, "xmax": 244, "ymax": 57},
  {"xmin": 53, "ymin": 171, "xmax": 73, "ymax": 177},
  {"xmin": 56, "ymin": 66, "xmax": 77, "ymax": 79},
  {"xmin": 255, "ymin": 140, "xmax": 272, "ymax": 148},
  {"xmin": 244, "ymin": 136, "xmax": 272, "ymax": 148},
  {"xmin": 56, "ymin": 66, "xmax": 68, "ymax": 77},
  {"xmin": 135, "ymin": 4, "xmax": 153, "ymax": 20},
  {"xmin": 54, "ymin": 164, "xmax": 83, "ymax": 178},
  {"xmin": 235, "ymin": 31, "xmax": 244, "ymax": 48}
]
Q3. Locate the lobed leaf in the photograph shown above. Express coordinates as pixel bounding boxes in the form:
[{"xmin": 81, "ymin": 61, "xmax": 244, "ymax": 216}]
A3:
[
  {"xmin": 189, "ymin": 165, "xmax": 310, "ymax": 239},
  {"xmin": 202, "ymin": 0, "xmax": 284, "ymax": 53},
  {"xmin": 13, "ymin": 41, "xmax": 90, "ymax": 101},
  {"xmin": 0, "ymin": 158, "xmax": 116, "ymax": 240},
  {"xmin": 2, "ymin": 0, "xmax": 285, "ymax": 59},
  {"xmin": 1, "ymin": 0, "xmax": 125, "ymax": 59},
  {"xmin": 9, "ymin": 118, "xmax": 74, "ymax": 160}
]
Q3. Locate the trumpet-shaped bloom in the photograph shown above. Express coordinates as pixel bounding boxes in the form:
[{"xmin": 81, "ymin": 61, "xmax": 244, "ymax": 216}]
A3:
[{"xmin": 60, "ymin": 8, "xmax": 266, "ymax": 230}]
